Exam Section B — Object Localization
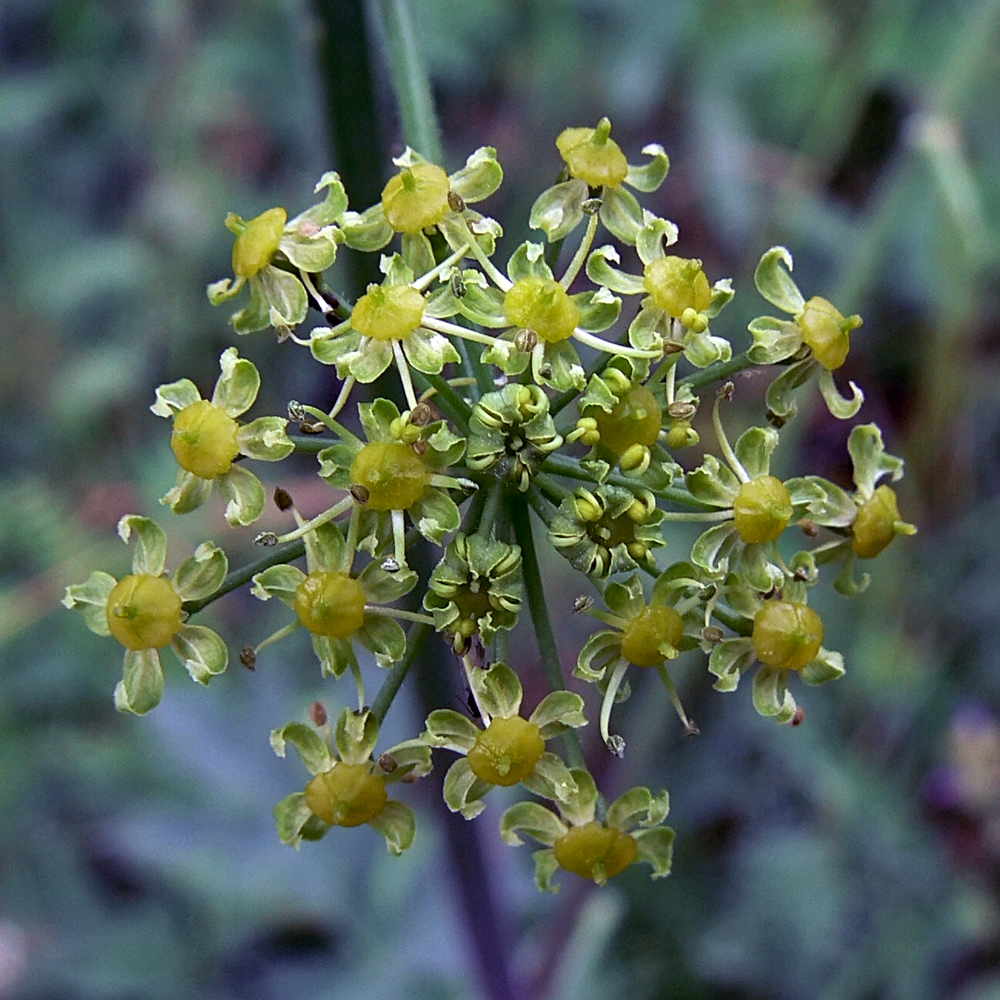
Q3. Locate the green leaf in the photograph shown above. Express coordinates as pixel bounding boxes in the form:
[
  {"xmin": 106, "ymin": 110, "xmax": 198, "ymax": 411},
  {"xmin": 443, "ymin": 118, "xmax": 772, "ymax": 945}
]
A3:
[
  {"xmin": 443, "ymin": 757, "xmax": 491, "ymax": 819},
  {"xmin": 499, "ymin": 801, "xmax": 567, "ymax": 847},
  {"xmin": 217, "ymin": 464, "xmax": 266, "ymax": 526},
  {"xmin": 818, "ymin": 368, "xmax": 864, "ymax": 420},
  {"xmin": 528, "ymin": 179, "xmax": 587, "ymax": 242},
  {"xmin": 211, "ymin": 347, "xmax": 260, "ymax": 417},
  {"xmin": 334, "ymin": 708, "xmax": 379, "ymax": 765},
  {"xmin": 172, "ymin": 541, "xmax": 228, "ymax": 602},
  {"xmin": 752, "ymin": 665, "xmax": 797, "ymax": 722},
  {"xmin": 848, "ymin": 423, "xmax": 905, "ymax": 498},
  {"xmin": 471, "ymin": 662, "xmax": 523, "ymax": 720},
  {"xmin": 270, "ymin": 722, "xmax": 333, "ymax": 775},
  {"xmin": 62, "ymin": 570, "xmax": 116, "ymax": 636},
  {"xmin": 626, "ymin": 144, "xmax": 670, "ymax": 193},
  {"xmin": 114, "ymin": 648, "xmax": 164, "ymax": 715},
  {"xmin": 170, "ymin": 624, "xmax": 228, "ymax": 685},
  {"xmin": 528, "ymin": 690, "xmax": 588, "ymax": 737},
  {"xmin": 118, "ymin": 515, "xmax": 168, "ymax": 576},
  {"xmin": 754, "ymin": 246, "xmax": 805, "ymax": 314},
  {"xmin": 237, "ymin": 417, "xmax": 294, "ymax": 461},
  {"xmin": 150, "ymin": 377, "xmax": 200, "ymax": 418},
  {"xmin": 634, "ymin": 826, "xmax": 675, "ymax": 878},
  {"xmin": 600, "ymin": 185, "xmax": 643, "ymax": 244},
  {"xmin": 367, "ymin": 800, "xmax": 416, "ymax": 855}
]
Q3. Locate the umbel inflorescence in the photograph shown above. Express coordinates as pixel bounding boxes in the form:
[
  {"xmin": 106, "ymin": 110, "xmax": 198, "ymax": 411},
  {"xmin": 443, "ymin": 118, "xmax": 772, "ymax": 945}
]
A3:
[{"xmin": 64, "ymin": 119, "xmax": 915, "ymax": 891}]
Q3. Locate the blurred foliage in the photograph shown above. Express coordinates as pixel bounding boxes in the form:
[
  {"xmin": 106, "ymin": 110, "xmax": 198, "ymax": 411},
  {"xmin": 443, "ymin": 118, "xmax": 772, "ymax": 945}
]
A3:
[{"xmin": 2, "ymin": 0, "xmax": 1000, "ymax": 997}]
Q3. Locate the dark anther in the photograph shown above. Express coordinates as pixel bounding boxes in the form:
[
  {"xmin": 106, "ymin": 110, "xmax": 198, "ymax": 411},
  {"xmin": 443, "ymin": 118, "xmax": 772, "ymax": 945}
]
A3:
[
  {"xmin": 349, "ymin": 484, "xmax": 370, "ymax": 504},
  {"xmin": 239, "ymin": 647, "xmax": 257, "ymax": 670},
  {"xmin": 274, "ymin": 487, "xmax": 294, "ymax": 511},
  {"xmin": 310, "ymin": 701, "xmax": 328, "ymax": 727},
  {"xmin": 448, "ymin": 190, "xmax": 465, "ymax": 212}
]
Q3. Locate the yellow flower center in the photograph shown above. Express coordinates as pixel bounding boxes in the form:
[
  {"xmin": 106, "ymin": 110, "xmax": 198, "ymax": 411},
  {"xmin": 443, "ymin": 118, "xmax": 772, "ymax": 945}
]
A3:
[
  {"xmin": 797, "ymin": 296, "xmax": 859, "ymax": 371},
  {"xmin": 467, "ymin": 715, "xmax": 545, "ymax": 787},
  {"xmin": 304, "ymin": 763, "xmax": 387, "ymax": 827},
  {"xmin": 294, "ymin": 571, "xmax": 367, "ymax": 638},
  {"xmin": 733, "ymin": 475, "xmax": 793, "ymax": 545},
  {"xmin": 232, "ymin": 207, "xmax": 287, "ymax": 279},
  {"xmin": 349, "ymin": 440, "xmax": 431, "ymax": 511},
  {"xmin": 592, "ymin": 384, "xmax": 662, "ymax": 455},
  {"xmin": 643, "ymin": 256, "xmax": 712, "ymax": 318},
  {"xmin": 106, "ymin": 574, "xmax": 183, "ymax": 650},
  {"xmin": 554, "ymin": 821, "xmax": 638, "ymax": 882},
  {"xmin": 351, "ymin": 284, "xmax": 426, "ymax": 342},
  {"xmin": 171, "ymin": 400, "xmax": 241, "ymax": 480},
  {"xmin": 555, "ymin": 121, "xmax": 629, "ymax": 188},
  {"xmin": 752, "ymin": 601, "xmax": 824, "ymax": 672},
  {"xmin": 852, "ymin": 484, "xmax": 902, "ymax": 559},
  {"xmin": 620, "ymin": 604, "xmax": 684, "ymax": 667},
  {"xmin": 381, "ymin": 162, "xmax": 451, "ymax": 234},
  {"xmin": 504, "ymin": 277, "xmax": 580, "ymax": 343}
]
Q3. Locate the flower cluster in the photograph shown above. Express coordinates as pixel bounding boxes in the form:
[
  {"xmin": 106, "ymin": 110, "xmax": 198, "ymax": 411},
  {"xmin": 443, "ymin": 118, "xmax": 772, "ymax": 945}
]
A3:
[{"xmin": 65, "ymin": 119, "xmax": 914, "ymax": 889}]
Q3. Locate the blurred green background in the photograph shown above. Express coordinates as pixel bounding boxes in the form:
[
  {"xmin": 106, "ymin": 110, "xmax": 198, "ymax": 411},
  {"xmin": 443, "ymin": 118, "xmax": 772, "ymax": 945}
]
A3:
[{"xmin": 2, "ymin": 0, "xmax": 1000, "ymax": 997}]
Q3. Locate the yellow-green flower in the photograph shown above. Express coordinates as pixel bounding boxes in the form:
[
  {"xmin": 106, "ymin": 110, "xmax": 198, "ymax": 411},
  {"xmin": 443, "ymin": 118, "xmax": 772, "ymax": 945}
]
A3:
[
  {"xmin": 62, "ymin": 516, "xmax": 228, "ymax": 715},
  {"xmin": 151, "ymin": 347, "xmax": 293, "ymax": 526}
]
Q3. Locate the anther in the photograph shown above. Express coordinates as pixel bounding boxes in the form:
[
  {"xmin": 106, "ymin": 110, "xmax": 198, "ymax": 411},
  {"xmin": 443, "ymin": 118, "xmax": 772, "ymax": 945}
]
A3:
[
  {"xmin": 701, "ymin": 626, "xmax": 724, "ymax": 644},
  {"xmin": 349, "ymin": 484, "xmax": 371, "ymax": 504},
  {"xmin": 581, "ymin": 197, "xmax": 602, "ymax": 215},
  {"xmin": 514, "ymin": 328, "xmax": 538, "ymax": 353},
  {"xmin": 448, "ymin": 190, "xmax": 465, "ymax": 212},
  {"xmin": 274, "ymin": 487, "xmax": 294, "ymax": 511},
  {"xmin": 606, "ymin": 734, "xmax": 625, "ymax": 758},
  {"xmin": 254, "ymin": 532, "xmax": 278, "ymax": 547},
  {"xmin": 310, "ymin": 701, "xmax": 328, "ymax": 727},
  {"xmin": 667, "ymin": 400, "xmax": 697, "ymax": 419},
  {"xmin": 573, "ymin": 595, "xmax": 594, "ymax": 614},
  {"xmin": 381, "ymin": 556, "xmax": 401, "ymax": 573},
  {"xmin": 239, "ymin": 646, "xmax": 257, "ymax": 669},
  {"xmin": 378, "ymin": 753, "xmax": 398, "ymax": 774}
]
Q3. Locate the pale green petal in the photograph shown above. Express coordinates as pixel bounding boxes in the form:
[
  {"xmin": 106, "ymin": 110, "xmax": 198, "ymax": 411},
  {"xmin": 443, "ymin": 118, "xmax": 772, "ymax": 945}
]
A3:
[
  {"xmin": 118, "ymin": 515, "xmax": 168, "ymax": 576},
  {"xmin": 340, "ymin": 204, "xmax": 394, "ymax": 252},
  {"xmin": 573, "ymin": 287, "xmax": 620, "ymax": 332},
  {"xmin": 449, "ymin": 145, "xmax": 503, "ymax": 203},
  {"xmin": 251, "ymin": 563, "xmax": 306, "ymax": 605},
  {"xmin": 734, "ymin": 426, "xmax": 780, "ymax": 480},
  {"xmin": 606, "ymin": 786, "xmax": 670, "ymax": 831},
  {"xmin": 211, "ymin": 346, "xmax": 260, "ymax": 416},
  {"xmin": 334, "ymin": 707, "xmax": 380, "ymax": 765},
  {"xmin": 402, "ymin": 327, "xmax": 461, "ymax": 375},
  {"xmin": 801, "ymin": 647, "xmax": 846, "ymax": 686},
  {"xmin": 443, "ymin": 757, "xmax": 491, "ymax": 820},
  {"xmin": 217, "ymin": 464, "xmax": 265, "ymax": 526},
  {"xmin": 270, "ymin": 721, "xmax": 334, "ymax": 775},
  {"xmin": 499, "ymin": 800, "xmax": 567, "ymax": 847},
  {"xmin": 683, "ymin": 329, "xmax": 731, "ymax": 368},
  {"xmin": 358, "ymin": 561, "xmax": 417, "ymax": 604},
  {"xmin": 557, "ymin": 767, "xmax": 599, "ymax": 826},
  {"xmin": 535, "ymin": 340, "xmax": 585, "ymax": 393},
  {"xmin": 752, "ymin": 664, "xmax": 798, "ymax": 722},
  {"xmin": 381, "ymin": 739, "xmax": 433, "ymax": 781},
  {"xmin": 357, "ymin": 614, "xmax": 406, "ymax": 669},
  {"xmin": 279, "ymin": 226, "xmax": 338, "ymax": 272},
  {"xmin": 747, "ymin": 315, "xmax": 803, "ymax": 364},
  {"xmin": 411, "ymin": 489, "xmax": 460, "ymax": 544},
  {"xmin": 533, "ymin": 849, "xmax": 562, "ymax": 892},
  {"xmin": 765, "ymin": 357, "xmax": 815, "ymax": 423},
  {"xmin": 528, "ymin": 691, "xmax": 588, "ymax": 738},
  {"xmin": 471, "ymin": 662, "xmax": 522, "ymax": 720},
  {"xmin": 237, "ymin": 417, "xmax": 294, "ymax": 461},
  {"xmin": 114, "ymin": 648, "xmax": 164, "ymax": 715},
  {"xmin": 274, "ymin": 791, "xmax": 322, "ymax": 848},
  {"xmin": 310, "ymin": 326, "xmax": 361, "ymax": 367},
  {"xmin": 585, "ymin": 244, "xmax": 646, "ymax": 295},
  {"xmin": 161, "ymin": 470, "xmax": 212, "ymax": 516},
  {"xmin": 599, "ymin": 185, "xmax": 643, "ymax": 244},
  {"xmin": 401, "ymin": 231, "xmax": 435, "ymax": 276},
  {"xmin": 635, "ymin": 213, "xmax": 680, "ymax": 265},
  {"xmin": 150, "ymin": 377, "xmax": 200, "ymax": 418},
  {"xmin": 258, "ymin": 265, "xmax": 308, "ymax": 332},
  {"xmin": 528, "ymin": 178, "xmax": 588, "ymax": 242},
  {"xmin": 343, "ymin": 338, "xmax": 394, "ymax": 383},
  {"xmin": 172, "ymin": 541, "xmax": 228, "ymax": 602},
  {"xmin": 521, "ymin": 752, "xmax": 578, "ymax": 804},
  {"xmin": 62, "ymin": 570, "xmax": 116, "ymax": 636},
  {"xmin": 423, "ymin": 709, "xmax": 481, "ymax": 753},
  {"xmin": 295, "ymin": 170, "xmax": 348, "ymax": 226},
  {"xmin": 634, "ymin": 826, "xmax": 675, "ymax": 878},
  {"xmin": 625, "ymin": 143, "xmax": 670, "ymax": 192},
  {"xmin": 686, "ymin": 454, "xmax": 741, "ymax": 505},
  {"xmin": 848, "ymin": 423, "xmax": 905, "ymax": 498},
  {"xmin": 367, "ymin": 800, "xmax": 416, "ymax": 855},
  {"xmin": 312, "ymin": 634, "xmax": 356, "ymax": 679},
  {"xmin": 707, "ymin": 637, "xmax": 755, "ymax": 692},
  {"xmin": 574, "ymin": 631, "xmax": 622, "ymax": 683},
  {"xmin": 506, "ymin": 241, "xmax": 553, "ymax": 283},
  {"xmin": 170, "ymin": 623, "xmax": 228, "ymax": 685},
  {"xmin": 229, "ymin": 275, "xmax": 272, "ymax": 335},
  {"xmin": 207, "ymin": 275, "xmax": 245, "ymax": 306},
  {"xmin": 818, "ymin": 368, "xmax": 864, "ymax": 420},
  {"xmin": 754, "ymin": 246, "xmax": 805, "ymax": 315}
]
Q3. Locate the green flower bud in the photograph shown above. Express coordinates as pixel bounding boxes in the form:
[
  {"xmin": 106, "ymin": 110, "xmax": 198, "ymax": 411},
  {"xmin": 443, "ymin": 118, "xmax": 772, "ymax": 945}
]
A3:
[
  {"xmin": 232, "ymin": 207, "xmax": 287, "ymax": 279},
  {"xmin": 349, "ymin": 440, "xmax": 430, "ymax": 510},
  {"xmin": 733, "ymin": 475, "xmax": 793, "ymax": 544},
  {"xmin": 643, "ymin": 256, "xmax": 712, "ymax": 318},
  {"xmin": 305, "ymin": 763, "xmax": 387, "ymax": 827},
  {"xmin": 591, "ymin": 384, "xmax": 662, "ymax": 456},
  {"xmin": 665, "ymin": 419, "xmax": 698, "ymax": 449},
  {"xmin": 351, "ymin": 284, "xmax": 426, "ymax": 342},
  {"xmin": 620, "ymin": 604, "xmax": 684, "ymax": 667},
  {"xmin": 295, "ymin": 571, "xmax": 367, "ymax": 638},
  {"xmin": 797, "ymin": 296, "xmax": 861, "ymax": 371},
  {"xmin": 380, "ymin": 162, "xmax": 450, "ymax": 234},
  {"xmin": 106, "ymin": 574, "xmax": 183, "ymax": 650},
  {"xmin": 467, "ymin": 715, "xmax": 545, "ymax": 786},
  {"xmin": 504, "ymin": 277, "xmax": 580, "ymax": 344},
  {"xmin": 852, "ymin": 484, "xmax": 912, "ymax": 558},
  {"xmin": 554, "ymin": 821, "xmax": 637, "ymax": 883},
  {"xmin": 752, "ymin": 601, "xmax": 823, "ymax": 672},
  {"xmin": 555, "ymin": 119, "xmax": 629, "ymax": 188},
  {"xmin": 171, "ymin": 400, "xmax": 240, "ymax": 479}
]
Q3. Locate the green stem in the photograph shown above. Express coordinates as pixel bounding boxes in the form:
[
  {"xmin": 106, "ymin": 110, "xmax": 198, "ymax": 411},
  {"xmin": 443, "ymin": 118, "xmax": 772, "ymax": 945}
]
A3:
[
  {"xmin": 375, "ymin": 0, "xmax": 443, "ymax": 163},
  {"xmin": 181, "ymin": 539, "xmax": 306, "ymax": 616},
  {"xmin": 508, "ymin": 496, "xmax": 586, "ymax": 770},
  {"xmin": 370, "ymin": 621, "xmax": 431, "ymax": 724},
  {"xmin": 677, "ymin": 349, "xmax": 758, "ymax": 391}
]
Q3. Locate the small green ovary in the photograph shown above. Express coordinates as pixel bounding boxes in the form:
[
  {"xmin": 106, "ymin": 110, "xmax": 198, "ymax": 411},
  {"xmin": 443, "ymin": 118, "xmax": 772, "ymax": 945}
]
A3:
[
  {"xmin": 752, "ymin": 601, "xmax": 823, "ymax": 672},
  {"xmin": 467, "ymin": 715, "xmax": 545, "ymax": 786},
  {"xmin": 350, "ymin": 440, "xmax": 430, "ymax": 510},
  {"xmin": 381, "ymin": 162, "xmax": 450, "ymax": 234},
  {"xmin": 232, "ymin": 207, "xmax": 287, "ymax": 279},
  {"xmin": 554, "ymin": 821, "xmax": 637, "ymax": 882},
  {"xmin": 106, "ymin": 574, "xmax": 183, "ymax": 650},
  {"xmin": 504, "ymin": 277, "xmax": 580, "ymax": 343},
  {"xmin": 305, "ymin": 763, "xmax": 387, "ymax": 827},
  {"xmin": 621, "ymin": 604, "xmax": 684, "ymax": 667},
  {"xmin": 294, "ymin": 571, "xmax": 367, "ymax": 638},
  {"xmin": 643, "ymin": 256, "xmax": 711, "ymax": 317},
  {"xmin": 592, "ymin": 385, "xmax": 662, "ymax": 455},
  {"xmin": 171, "ymin": 400, "xmax": 241, "ymax": 479},
  {"xmin": 733, "ymin": 475, "xmax": 792, "ymax": 545},
  {"xmin": 351, "ymin": 284, "xmax": 426, "ymax": 343}
]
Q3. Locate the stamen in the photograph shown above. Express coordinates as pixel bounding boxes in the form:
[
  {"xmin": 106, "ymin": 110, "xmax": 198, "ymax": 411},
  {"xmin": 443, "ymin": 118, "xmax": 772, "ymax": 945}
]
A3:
[{"xmin": 599, "ymin": 656, "xmax": 630, "ymax": 751}]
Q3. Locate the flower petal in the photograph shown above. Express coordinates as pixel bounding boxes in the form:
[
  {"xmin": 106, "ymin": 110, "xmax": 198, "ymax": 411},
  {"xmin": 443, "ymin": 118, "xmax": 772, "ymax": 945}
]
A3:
[
  {"xmin": 237, "ymin": 416, "xmax": 294, "ymax": 461},
  {"xmin": 270, "ymin": 721, "xmax": 334, "ymax": 775},
  {"xmin": 172, "ymin": 541, "xmax": 228, "ymax": 602},
  {"xmin": 161, "ymin": 470, "xmax": 212, "ymax": 516},
  {"xmin": 170, "ymin": 623, "xmax": 228, "ymax": 685},
  {"xmin": 212, "ymin": 346, "xmax": 260, "ymax": 416},
  {"xmin": 150, "ymin": 377, "xmax": 200, "ymax": 418},
  {"xmin": 118, "ymin": 515, "xmax": 168, "ymax": 576},
  {"xmin": 62, "ymin": 570, "xmax": 117, "ymax": 636},
  {"xmin": 114, "ymin": 648, "xmax": 164, "ymax": 715},
  {"xmin": 367, "ymin": 800, "xmax": 416, "ymax": 855},
  {"xmin": 217, "ymin": 464, "xmax": 266, "ymax": 526}
]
